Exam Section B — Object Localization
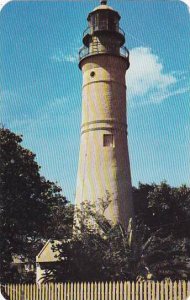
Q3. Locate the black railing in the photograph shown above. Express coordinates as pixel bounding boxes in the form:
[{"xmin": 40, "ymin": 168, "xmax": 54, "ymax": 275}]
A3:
[
  {"xmin": 83, "ymin": 24, "xmax": 125, "ymax": 38},
  {"xmin": 79, "ymin": 44, "xmax": 129, "ymax": 61},
  {"xmin": 83, "ymin": 26, "xmax": 92, "ymax": 37}
]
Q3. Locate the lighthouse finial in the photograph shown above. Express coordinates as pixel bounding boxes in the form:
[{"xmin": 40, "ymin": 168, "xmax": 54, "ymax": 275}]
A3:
[{"xmin": 100, "ymin": 0, "xmax": 107, "ymax": 5}]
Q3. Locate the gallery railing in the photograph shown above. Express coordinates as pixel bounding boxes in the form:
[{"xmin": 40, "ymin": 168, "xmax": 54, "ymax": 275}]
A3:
[{"xmin": 79, "ymin": 44, "xmax": 129, "ymax": 61}]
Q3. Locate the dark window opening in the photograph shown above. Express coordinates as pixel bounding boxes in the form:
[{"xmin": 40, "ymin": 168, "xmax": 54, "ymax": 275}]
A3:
[
  {"xmin": 90, "ymin": 71, "xmax": 95, "ymax": 77},
  {"xmin": 103, "ymin": 134, "xmax": 114, "ymax": 147}
]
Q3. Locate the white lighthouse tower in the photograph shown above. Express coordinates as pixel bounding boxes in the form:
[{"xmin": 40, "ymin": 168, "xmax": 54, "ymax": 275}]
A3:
[{"xmin": 75, "ymin": 0, "xmax": 134, "ymax": 230}]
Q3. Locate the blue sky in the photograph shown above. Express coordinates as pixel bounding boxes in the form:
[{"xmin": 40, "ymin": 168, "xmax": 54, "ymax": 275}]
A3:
[{"xmin": 1, "ymin": 0, "xmax": 190, "ymax": 202}]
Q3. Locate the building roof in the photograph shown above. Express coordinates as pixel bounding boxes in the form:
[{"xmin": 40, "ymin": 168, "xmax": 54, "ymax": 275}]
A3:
[
  {"xmin": 36, "ymin": 240, "xmax": 62, "ymax": 263},
  {"xmin": 93, "ymin": 4, "xmax": 114, "ymax": 12},
  {"xmin": 88, "ymin": 3, "xmax": 120, "ymax": 20}
]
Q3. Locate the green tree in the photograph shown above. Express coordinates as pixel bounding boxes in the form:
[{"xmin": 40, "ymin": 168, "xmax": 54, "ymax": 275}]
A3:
[
  {"xmin": 49, "ymin": 199, "xmax": 135, "ymax": 282},
  {"xmin": 44, "ymin": 183, "xmax": 190, "ymax": 282},
  {"xmin": 0, "ymin": 127, "xmax": 70, "ymax": 282},
  {"xmin": 134, "ymin": 182, "xmax": 190, "ymax": 280}
]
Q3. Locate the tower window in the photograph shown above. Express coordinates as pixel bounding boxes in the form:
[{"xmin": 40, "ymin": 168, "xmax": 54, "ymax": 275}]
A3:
[
  {"xmin": 103, "ymin": 134, "xmax": 114, "ymax": 147},
  {"xmin": 90, "ymin": 71, "xmax": 95, "ymax": 77}
]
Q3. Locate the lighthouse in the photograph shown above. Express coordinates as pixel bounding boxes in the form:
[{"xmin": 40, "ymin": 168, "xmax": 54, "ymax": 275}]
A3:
[{"xmin": 75, "ymin": 0, "xmax": 134, "ymax": 230}]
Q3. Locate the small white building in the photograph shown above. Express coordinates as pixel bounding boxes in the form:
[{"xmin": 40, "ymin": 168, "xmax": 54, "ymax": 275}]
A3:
[{"xmin": 36, "ymin": 240, "xmax": 63, "ymax": 284}]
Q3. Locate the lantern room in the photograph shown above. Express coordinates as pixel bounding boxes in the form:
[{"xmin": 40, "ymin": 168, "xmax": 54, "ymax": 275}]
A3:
[{"xmin": 83, "ymin": 0, "xmax": 125, "ymax": 47}]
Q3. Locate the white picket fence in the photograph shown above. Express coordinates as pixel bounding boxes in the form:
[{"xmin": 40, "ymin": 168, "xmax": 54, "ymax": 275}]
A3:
[{"xmin": 1, "ymin": 281, "xmax": 190, "ymax": 300}]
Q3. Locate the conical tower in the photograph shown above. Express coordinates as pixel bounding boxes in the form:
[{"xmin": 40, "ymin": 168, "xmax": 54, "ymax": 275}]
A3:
[{"xmin": 75, "ymin": 0, "xmax": 134, "ymax": 230}]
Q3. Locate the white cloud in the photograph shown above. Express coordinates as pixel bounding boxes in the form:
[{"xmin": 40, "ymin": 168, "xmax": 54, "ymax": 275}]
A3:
[
  {"xmin": 127, "ymin": 47, "xmax": 188, "ymax": 106},
  {"xmin": 127, "ymin": 47, "xmax": 176, "ymax": 97},
  {"xmin": 51, "ymin": 50, "xmax": 78, "ymax": 63},
  {"xmin": 147, "ymin": 86, "xmax": 190, "ymax": 104}
]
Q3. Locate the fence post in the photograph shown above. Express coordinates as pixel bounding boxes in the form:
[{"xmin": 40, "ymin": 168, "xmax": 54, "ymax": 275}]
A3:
[
  {"xmin": 179, "ymin": 280, "xmax": 182, "ymax": 300},
  {"xmin": 139, "ymin": 281, "xmax": 143, "ymax": 300},
  {"xmin": 119, "ymin": 282, "xmax": 123, "ymax": 300},
  {"xmin": 169, "ymin": 281, "xmax": 173, "ymax": 300},
  {"xmin": 152, "ymin": 281, "xmax": 155, "ymax": 300},
  {"xmin": 123, "ymin": 281, "xmax": 127, "ymax": 300},
  {"xmin": 165, "ymin": 280, "xmax": 169, "ymax": 300},
  {"xmin": 160, "ymin": 281, "xmax": 164, "ymax": 300},
  {"xmin": 173, "ymin": 281, "xmax": 177, "ymax": 300},
  {"xmin": 182, "ymin": 281, "xmax": 187, "ymax": 300},
  {"xmin": 104, "ymin": 282, "xmax": 108, "ymax": 300},
  {"xmin": 187, "ymin": 281, "xmax": 190, "ymax": 299},
  {"xmin": 83, "ymin": 282, "xmax": 86, "ymax": 300},
  {"xmin": 86, "ymin": 282, "xmax": 90, "ymax": 300},
  {"xmin": 112, "ymin": 281, "xmax": 116, "ymax": 300},
  {"xmin": 116, "ymin": 281, "xmax": 120, "ymax": 300},
  {"xmin": 135, "ymin": 281, "xmax": 139, "ymax": 300},
  {"xmin": 156, "ymin": 281, "xmax": 160, "ymax": 300},
  {"xmin": 147, "ymin": 281, "xmax": 151, "ymax": 300},
  {"xmin": 144, "ymin": 281, "xmax": 147, "ymax": 300},
  {"xmin": 90, "ymin": 282, "xmax": 94, "ymax": 300},
  {"xmin": 131, "ymin": 281, "xmax": 135, "ymax": 300},
  {"xmin": 80, "ymin": 282, "xmax": 84, "ymax": 300},
  {"xmin": 108, "ymin": 282, "xmax": 112, "ymax": 300}
]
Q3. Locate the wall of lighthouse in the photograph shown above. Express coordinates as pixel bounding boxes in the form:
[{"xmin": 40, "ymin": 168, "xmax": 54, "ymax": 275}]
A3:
[{"xmin": 75, "ymin": 55, "xmax": 133, "ymax": 229}]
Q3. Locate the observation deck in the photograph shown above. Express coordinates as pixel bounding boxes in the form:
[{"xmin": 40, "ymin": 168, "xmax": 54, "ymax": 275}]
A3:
[
  {"xmin": 79, "ymin": 43, "xmax": 129, "ymax": 61},
  {"xmin": 79, "ymin": 43, "xmax": 129, "ymax": 69}
]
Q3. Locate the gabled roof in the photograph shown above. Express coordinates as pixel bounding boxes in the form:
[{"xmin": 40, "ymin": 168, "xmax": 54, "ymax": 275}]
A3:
[{"xmin": 36, "ymin": 240, "xmax": 62, "ymax": 263}]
